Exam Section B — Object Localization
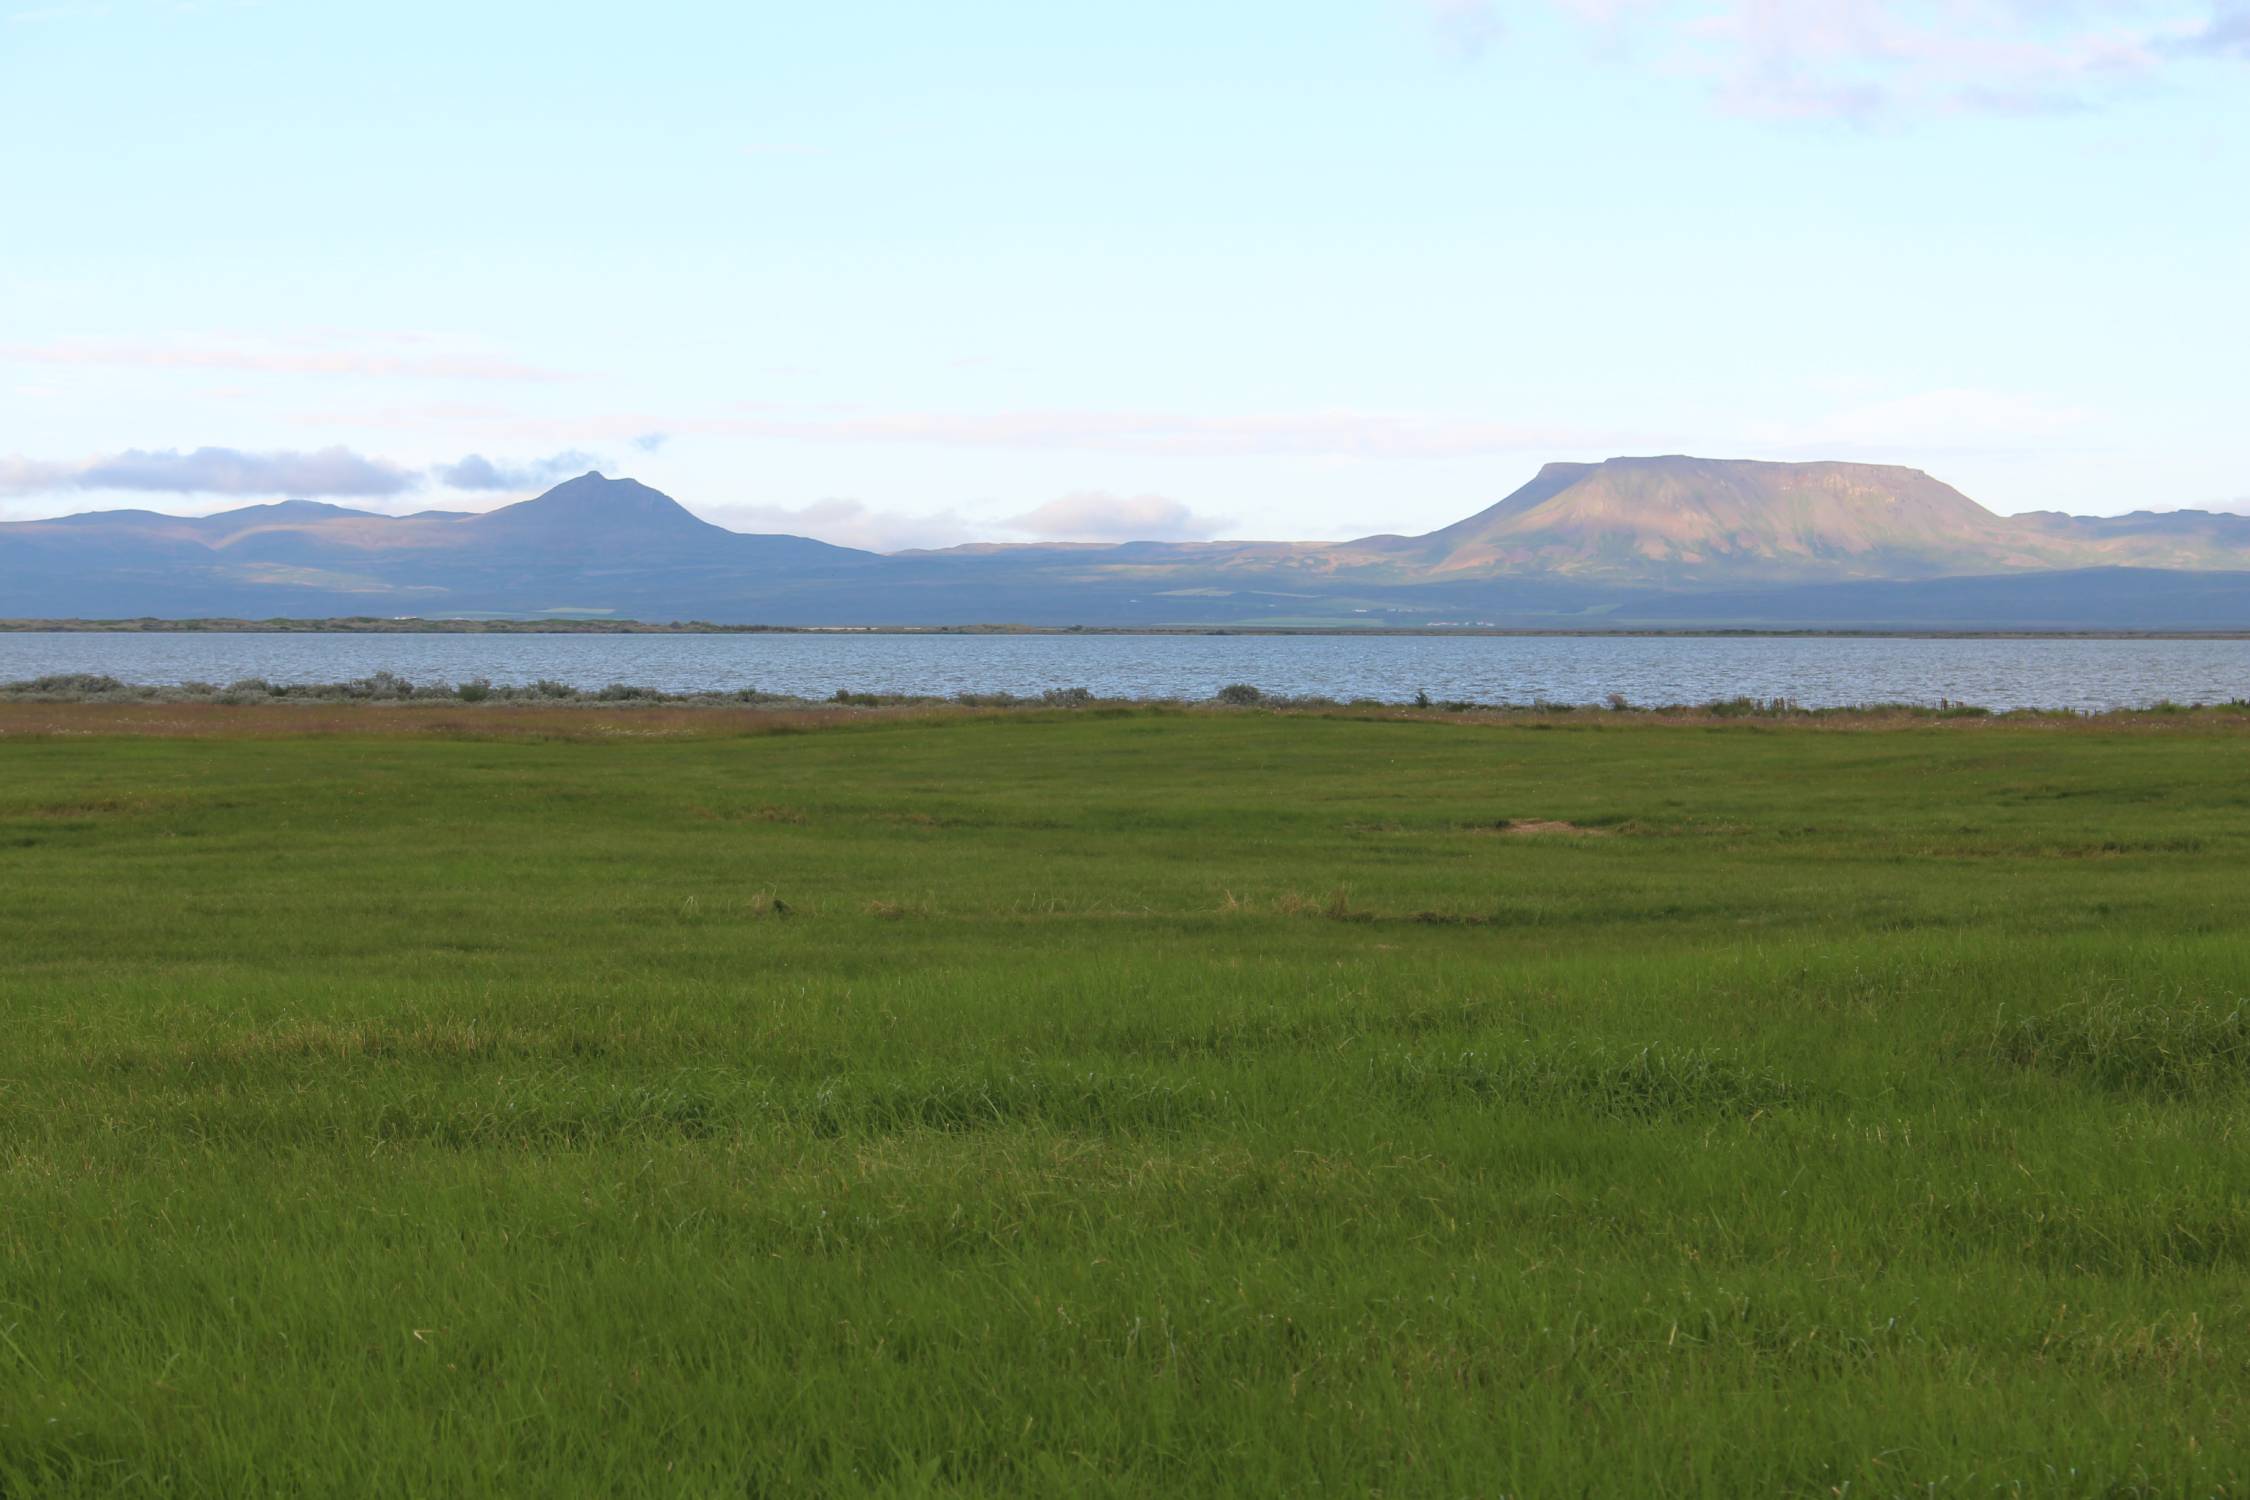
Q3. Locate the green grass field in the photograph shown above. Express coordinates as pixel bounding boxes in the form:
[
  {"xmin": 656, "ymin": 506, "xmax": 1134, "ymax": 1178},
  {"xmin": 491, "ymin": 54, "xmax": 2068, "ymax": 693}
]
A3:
[{"xmin": 4, "ymin": 704, "xmax": 2249, "ymax": 1495}]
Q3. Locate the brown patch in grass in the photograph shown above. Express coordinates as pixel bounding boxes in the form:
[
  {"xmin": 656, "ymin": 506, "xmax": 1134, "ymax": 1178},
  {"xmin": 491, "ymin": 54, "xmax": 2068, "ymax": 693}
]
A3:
[
  {"xmin": 5, "ymin": 794, "xmax": 177, "ymax": 820},
  {"xmin": 696, "ymin": 804, "xmax": 811, "ymax": 825},
  {"xmin": 0, "ymin": 701, "xmax": 996, "ymax": 742},
  {"xmin": 1489, "ymin": 819, "xmax": 1613, "ymax": 837},
  {"xmin": 1274, "ymin": 888, "xmax": 1370, "ymax": 921}
]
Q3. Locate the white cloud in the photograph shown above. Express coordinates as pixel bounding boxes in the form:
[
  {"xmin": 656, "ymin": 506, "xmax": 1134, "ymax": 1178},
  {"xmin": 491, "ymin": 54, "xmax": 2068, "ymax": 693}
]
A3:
[
  {"xmin": 694, "ymin": 492, "xmax": 1237, "ymax": 551},
  {"xmin": 432, "ymin": 450, "xmax": 603, "ymax": 491},
  {"xmin": 1, "ymin": 443, "xmax": 613, "ymax": 504},
  {"xmin": 1533, "ymin": 0, "xmax": 2239, "ymax": 120},
  {"xmin": 2192, "ymin": 0, "xmax": 2250, "ymax": 53},
  {"xmin": 1, "ymin": 445, "xmax": 422, "ymax": 498},
  {"xmin": 1001, "ymin": 491, "xmax": 1234, "ymax": 542},
  {"xmin": 0, "ymin": 456, "xmax": 80, "ymax": 494},
  {"xmin": 697, "ymin": 498, "xmax": 978, "ymax": 553},
  {"xmin": 1421, "ymin": 0, "xmax": 1505, "ymax": 56}
]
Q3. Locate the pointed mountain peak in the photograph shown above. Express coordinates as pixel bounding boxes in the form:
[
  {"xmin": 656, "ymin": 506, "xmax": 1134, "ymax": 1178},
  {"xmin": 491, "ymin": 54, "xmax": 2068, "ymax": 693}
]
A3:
[
  {"xmin": 466, "ymin": 472, "xmax": 728, "ymax": 548},
  {"xmin": 514, "ymin": 471, "xmax": 658, "ymax": 508},
  {"xmin": 547, "ymin": 469, "xmax": 615, "ymax": 489},
  {"xmin": 483, "ymin": 472, "xmax": 700, "ymax": 520}
]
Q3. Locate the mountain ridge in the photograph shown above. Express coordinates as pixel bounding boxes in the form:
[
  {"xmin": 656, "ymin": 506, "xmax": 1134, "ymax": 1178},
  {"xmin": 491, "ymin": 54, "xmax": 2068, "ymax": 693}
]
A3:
[{"xmin": 6, "ymin": 460, "xmax": 2248, "ymax": 628}]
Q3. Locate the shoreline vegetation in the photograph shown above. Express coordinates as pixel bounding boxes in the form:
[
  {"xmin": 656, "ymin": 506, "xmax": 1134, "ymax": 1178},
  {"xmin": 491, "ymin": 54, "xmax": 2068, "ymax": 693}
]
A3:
[
  {"xmin": 4, "ymin": 670, "xmax": 2250, "ymax": 725},
  {"xmin": 6, "ymin": 616, "xmax": 2250, "ymax": 640}
]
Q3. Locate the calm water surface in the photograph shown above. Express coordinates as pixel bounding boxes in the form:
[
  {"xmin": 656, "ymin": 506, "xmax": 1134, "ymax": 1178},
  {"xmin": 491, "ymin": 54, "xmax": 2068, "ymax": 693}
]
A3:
[{"xmin": 4, "ymin": 632, "xmax": 2248, "ymax": 713}]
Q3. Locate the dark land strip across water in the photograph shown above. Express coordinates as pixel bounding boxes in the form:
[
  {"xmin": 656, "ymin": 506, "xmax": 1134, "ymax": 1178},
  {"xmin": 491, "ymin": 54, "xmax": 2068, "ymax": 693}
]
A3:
[{"xmin": 7, "ymin": 617, "xmax": 2250, "ymax": 638}]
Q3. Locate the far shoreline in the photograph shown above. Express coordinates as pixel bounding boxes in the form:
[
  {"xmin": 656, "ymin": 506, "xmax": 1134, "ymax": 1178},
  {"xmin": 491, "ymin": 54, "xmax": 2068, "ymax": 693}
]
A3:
[{"xmin": 6, "ymin": 618, "xmax": 2250, "ymax": 641}]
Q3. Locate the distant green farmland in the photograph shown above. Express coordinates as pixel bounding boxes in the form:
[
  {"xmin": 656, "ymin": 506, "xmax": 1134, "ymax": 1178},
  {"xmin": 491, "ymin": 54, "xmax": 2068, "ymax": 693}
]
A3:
[{"xmin": 3, "ymin": 703, "xmax": 2248, "ymax": 1496}]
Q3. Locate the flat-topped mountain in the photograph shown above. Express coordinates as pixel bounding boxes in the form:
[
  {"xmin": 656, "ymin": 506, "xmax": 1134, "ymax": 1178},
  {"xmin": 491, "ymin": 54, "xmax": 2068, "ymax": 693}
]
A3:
[
  {"xmin": 1344, "ymin": 457, "xmax": 2044, "ymax": 581},
  {"xmin": 5, "ymin": 460, "xmax": 2248, "ymax": 627},
  {"xmin": 897, "ymin": 457, "xmax": 2250, "ymax": 586}
]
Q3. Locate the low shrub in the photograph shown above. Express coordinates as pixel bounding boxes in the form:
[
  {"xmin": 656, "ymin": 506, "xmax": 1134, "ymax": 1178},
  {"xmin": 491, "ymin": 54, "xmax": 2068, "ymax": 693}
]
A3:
[
  {"xmin": 11, "ymin": 673, "xmax": 130, "ymax": 697},
  {"xmin": 339, "ymin": 671, "xmax": 419, "ymax": 701}
]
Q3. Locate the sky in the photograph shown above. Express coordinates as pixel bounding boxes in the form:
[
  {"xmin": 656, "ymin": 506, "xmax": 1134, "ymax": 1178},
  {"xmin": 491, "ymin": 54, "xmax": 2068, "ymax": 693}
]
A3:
[{"xmin": 2, "ymin": 0, "xmax": 2245, "ymax": 548}]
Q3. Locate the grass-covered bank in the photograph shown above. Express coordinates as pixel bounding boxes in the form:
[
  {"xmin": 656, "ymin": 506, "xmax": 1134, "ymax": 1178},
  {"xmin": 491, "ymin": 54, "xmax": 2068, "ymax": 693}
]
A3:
[{"xmin": 3, "ymin": 708, "xmax": 2249, "ymax": 1495}]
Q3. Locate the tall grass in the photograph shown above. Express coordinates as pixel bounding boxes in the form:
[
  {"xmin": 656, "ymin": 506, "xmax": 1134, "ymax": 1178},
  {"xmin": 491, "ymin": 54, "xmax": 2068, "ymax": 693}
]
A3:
[{"xmin": 3, "ymin": 710, "xmax": 2249, "ymax": 1494}]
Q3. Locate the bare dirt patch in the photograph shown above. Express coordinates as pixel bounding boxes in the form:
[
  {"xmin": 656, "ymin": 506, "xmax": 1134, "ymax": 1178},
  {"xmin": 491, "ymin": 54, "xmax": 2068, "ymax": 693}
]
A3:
[{"xmin": 1492, "ymin": 819, "xmax": 1612, "ymax": 837}]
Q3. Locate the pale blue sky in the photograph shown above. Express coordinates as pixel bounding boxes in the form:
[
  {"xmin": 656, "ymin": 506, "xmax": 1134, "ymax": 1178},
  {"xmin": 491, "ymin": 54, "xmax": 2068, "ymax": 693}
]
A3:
[{"xmin": 3, "ymin": 0, "xmax": 2245, "ymax": 546}]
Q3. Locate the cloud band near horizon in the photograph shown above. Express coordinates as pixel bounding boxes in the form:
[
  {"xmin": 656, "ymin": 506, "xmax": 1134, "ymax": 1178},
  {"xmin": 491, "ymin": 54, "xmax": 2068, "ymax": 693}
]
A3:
[{"xmin": 0, "ymin": 445, "xmax": 611, "ymax": 501}]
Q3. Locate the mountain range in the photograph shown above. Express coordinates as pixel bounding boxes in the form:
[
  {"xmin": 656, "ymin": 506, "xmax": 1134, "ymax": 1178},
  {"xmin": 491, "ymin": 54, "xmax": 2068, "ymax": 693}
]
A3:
[{"xmin": 5, "ymin": 457, "xmax": 2249, "ymax": 629}]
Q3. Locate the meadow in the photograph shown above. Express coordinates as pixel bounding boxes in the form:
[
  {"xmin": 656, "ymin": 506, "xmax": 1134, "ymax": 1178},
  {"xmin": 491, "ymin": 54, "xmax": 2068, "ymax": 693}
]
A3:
[{"xmin": 3, "ymin": 700, "xmax": 2248, "ymax": 1495}]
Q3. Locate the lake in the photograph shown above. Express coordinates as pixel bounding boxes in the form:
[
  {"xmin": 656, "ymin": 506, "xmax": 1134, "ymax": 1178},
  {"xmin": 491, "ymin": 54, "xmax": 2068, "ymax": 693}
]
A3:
[{"xmin": 6, "ymin": 631, "xmax": 2250, "ymax": 711}]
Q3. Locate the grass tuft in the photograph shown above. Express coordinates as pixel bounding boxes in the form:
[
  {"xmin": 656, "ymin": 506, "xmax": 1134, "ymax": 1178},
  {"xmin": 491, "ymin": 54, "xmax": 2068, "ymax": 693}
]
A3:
[
  {"xmin": 1988, "ymin": 997, "xmax": 2250, "ymax": 1094},
  {"xmin": 1378, "ymin": 1042, "xmax": 1800, "ymax": 1119}
]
